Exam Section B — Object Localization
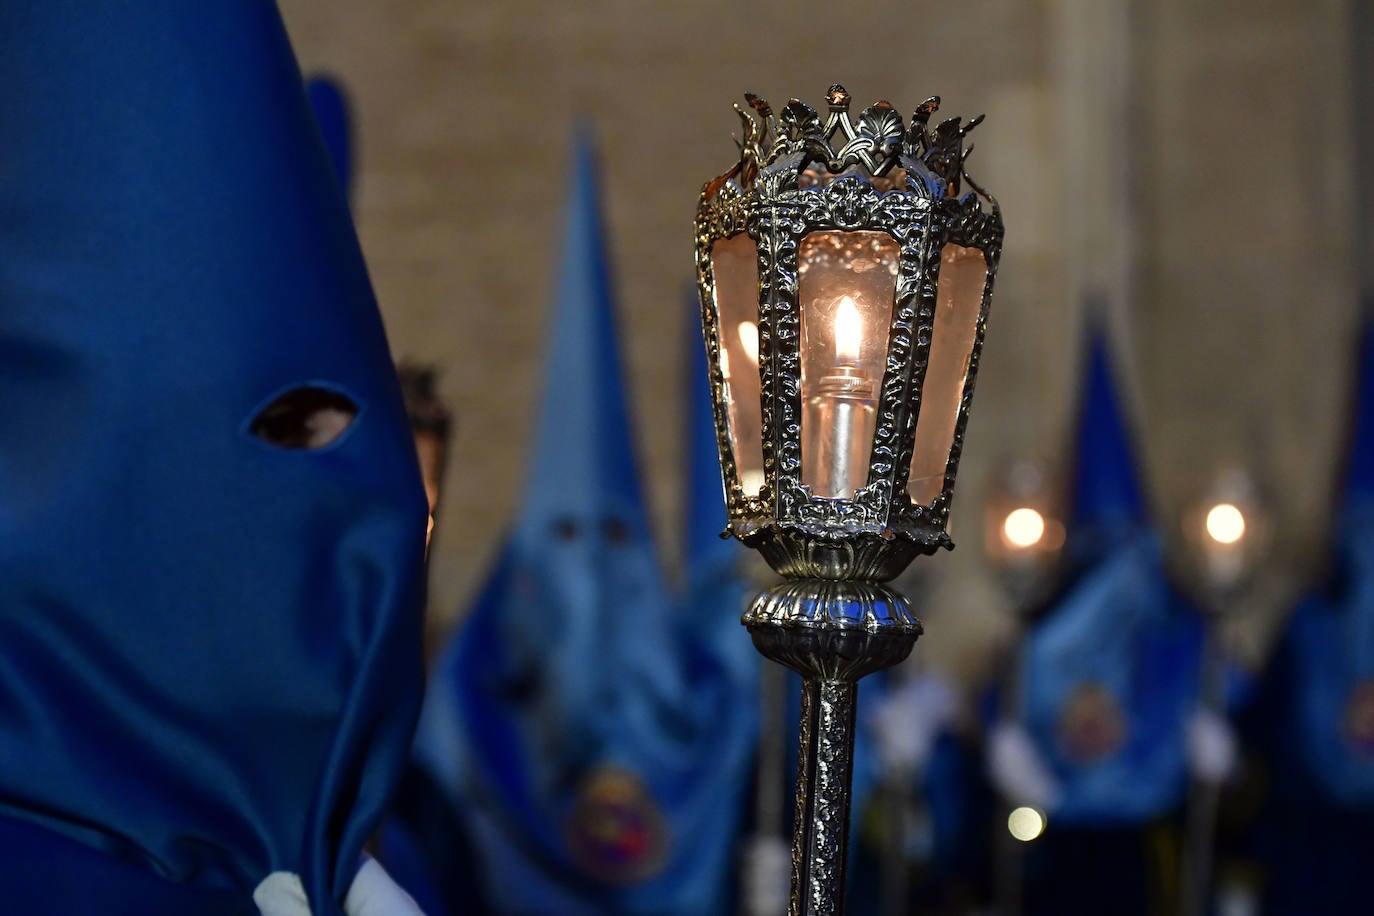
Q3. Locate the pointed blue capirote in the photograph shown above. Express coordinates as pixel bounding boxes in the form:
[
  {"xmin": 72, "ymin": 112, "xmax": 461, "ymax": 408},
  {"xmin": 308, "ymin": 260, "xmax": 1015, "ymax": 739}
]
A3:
[
  {"xmin": 1236, "ymin": 317, "xmax": 1374, "ymax": 912},
  {"xmin": 1246, "ymin": 314, "xmax": 1374, "ymax": 806},
  {"xmin": 1067, "ymin": 319, "xmax": 1148, "ymax": 558},
  {"xmin": 1007, "ymin": 310, "xmax": 1206, "ymax": 835},
  {"xmin": 306, "ymin": 75, "xmax": 354, "ymax": 198},
  {"xmin": 0, "ymin": 2, "xmax": 427, "ymax": 913},
  {"xmin": 406, "ymin": 129, "xmax": 753, "ymax": 914},
  {"xmin": 520, "ymin": 126, "xmax": 651, "ymax": 538}
]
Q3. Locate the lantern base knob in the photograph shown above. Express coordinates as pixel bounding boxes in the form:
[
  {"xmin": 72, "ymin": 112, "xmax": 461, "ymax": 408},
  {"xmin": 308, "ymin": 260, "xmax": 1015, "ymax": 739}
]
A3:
[
  {"xmin": 743, "ymin": 577, "xmax": 921, "ymax": 915},
  {"xmin": 743, "ymin": 578, "xmax": 921, "ymax": 681}
]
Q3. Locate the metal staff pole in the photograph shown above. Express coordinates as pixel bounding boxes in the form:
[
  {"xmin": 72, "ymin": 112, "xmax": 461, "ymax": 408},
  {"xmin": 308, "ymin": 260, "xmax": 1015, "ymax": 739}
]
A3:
[
  {"xmin": 1178, "ymin": 599, "xmax": 1229, "ymax": 916},
  {"xmin": 992, "ymin": 647, "xmax": 1028, "ymax": 916},
  {"xmin": 983, "ymin": 462, "xmax": 1062, "ymax": 916},
  {"xmin": 1176, "ymin": 475, "xmax": 1266, "ymax": 916}
]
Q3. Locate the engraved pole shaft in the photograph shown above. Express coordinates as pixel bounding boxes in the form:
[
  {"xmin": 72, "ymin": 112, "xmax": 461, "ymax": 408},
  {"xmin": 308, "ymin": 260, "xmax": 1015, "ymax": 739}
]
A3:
[
  {"xmin": 745, "ymin": 580, "xmax": 923, "ymax": 916},
  {"xmin": 792, "ymin": 677, "xmax": 858, "ymax": 916}
]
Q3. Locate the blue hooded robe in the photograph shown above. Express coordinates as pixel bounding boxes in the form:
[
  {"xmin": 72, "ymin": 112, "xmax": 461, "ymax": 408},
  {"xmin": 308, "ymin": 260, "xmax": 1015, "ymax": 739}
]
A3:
[
  {"xmin": 401, "ymin": 131, "xmax": 755, "ymax": 914},
  {"xmin": 1010, "ymin": 324, "xmax": 1205, "ymax": 916},
  {"xmin": 1244, "ymin": 318, "xmax": 1374, "ymax": 915},
  {"xmin": 0, "ymin": 2, "xmax": 428, "ymax": 912},
  {"xmin": 297, "ymin": 72, "xmax": 451, "ymax": 916}
]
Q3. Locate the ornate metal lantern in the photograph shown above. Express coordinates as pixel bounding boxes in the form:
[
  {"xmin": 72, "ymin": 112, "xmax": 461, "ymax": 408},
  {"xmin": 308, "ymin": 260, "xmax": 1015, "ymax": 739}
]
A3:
[{"xmin": 694, "ymin": 85, "xmax": 1002, "ymax": 914}]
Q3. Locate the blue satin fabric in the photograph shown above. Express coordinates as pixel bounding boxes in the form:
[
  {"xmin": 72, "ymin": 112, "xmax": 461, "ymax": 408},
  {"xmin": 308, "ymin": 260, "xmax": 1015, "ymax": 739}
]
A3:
[
  {"xmin": 408, "ymin": 133, "xmax": 754, "ymax": 914},
  {"xmin": 1017, "ymin": 538, "xmax": 1204, "ymax": 824},
  {"xmin": 0, "ymin": 2, "xmax": 427, "ymax": 912},
  {"xmin": 1248, "ymin": 594, "xmax": 1374, "ymax": 915},
  {"xmin": 1263, "ymin": 322, "xmax": 1374, "ymax": 807},
  {"xmin": 1244, "ymin": 323, "xmax": 1374, "ymax": 914},
  {"xmin": 1015, "ymin": 327, "xmax": 1204, "ymax": 826},
  {"xmin": 0, "ymin": 815, "xmax": 253, "ymax": 916},
  {"xmin": 1066, "ymin": 321, "xmax": 1148, "ymax": 564},
  {"xmin": 1285, "ymin": 573, "xmax": 1374, "ymax": 805}
]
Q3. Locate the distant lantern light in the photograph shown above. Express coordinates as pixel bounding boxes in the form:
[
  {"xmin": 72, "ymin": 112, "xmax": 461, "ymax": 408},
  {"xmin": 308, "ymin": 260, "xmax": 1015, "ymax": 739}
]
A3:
[
  {"xmin": 1008, "ymin": 806, "xmax": 1046, "ymax": 842},
  {"xmin": 1002, "ymin": 507, "xmax": 1046, "ymax": 549},
  {"xmin": 1185, "ymin": 468, "xmax": 1269, "ymax": 604},
  {"xmin": 1205, "ymin": 502, "xmax": 1245, "ymax": 546}
]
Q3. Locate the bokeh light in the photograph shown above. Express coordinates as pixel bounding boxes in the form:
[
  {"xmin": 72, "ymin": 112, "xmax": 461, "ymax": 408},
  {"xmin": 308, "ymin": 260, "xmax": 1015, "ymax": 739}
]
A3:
[
  {"xmin": 1008, "ymin": 806, "xmax": 1046, "ymax": 842},
  {"xmin": 1003, "ymin": 507, "xmax": 1046, "ymax": 549},
  {"xmin": 1205, "ymin": 502, "xmax": 1246, "ymax": 545}
]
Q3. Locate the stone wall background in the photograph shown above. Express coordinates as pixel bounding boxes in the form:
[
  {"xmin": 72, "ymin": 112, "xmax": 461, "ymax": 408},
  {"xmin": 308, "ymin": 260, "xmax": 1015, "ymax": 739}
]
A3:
[{"xmin": 278, "ymin": 0, "xmax": 1359, "ymax": 684}]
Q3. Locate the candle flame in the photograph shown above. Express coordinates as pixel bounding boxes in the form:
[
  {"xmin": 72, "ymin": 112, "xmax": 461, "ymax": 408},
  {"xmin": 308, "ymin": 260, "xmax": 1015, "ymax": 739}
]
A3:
[
  {"xmin": 738, "ymin": 320, "xmax": 760, "ymax": 366},
  {"xmin": 835, "ymin": 296, "xmax": 861, "ymax": 363}
]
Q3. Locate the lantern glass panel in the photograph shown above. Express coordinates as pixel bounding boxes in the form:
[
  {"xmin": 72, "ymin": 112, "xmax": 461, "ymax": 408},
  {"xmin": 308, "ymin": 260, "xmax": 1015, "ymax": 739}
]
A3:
[
  {"xmin": 909, "ymin": 243, "xmax": 988, "ymax": 506},
  {"xmin": 710, "ymin": 233, "xmax": 765, "ymax": 496},
  {"xmin": 798, "ymin": 230, "xmax": 899, "ymax": 499}
]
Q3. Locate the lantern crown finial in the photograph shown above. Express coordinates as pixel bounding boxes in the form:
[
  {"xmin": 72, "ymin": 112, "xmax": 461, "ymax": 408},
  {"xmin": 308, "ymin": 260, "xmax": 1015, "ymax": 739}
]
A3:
[{"xmin": 721, "ymin": 86, "xmax": 992, "ymax": 202}]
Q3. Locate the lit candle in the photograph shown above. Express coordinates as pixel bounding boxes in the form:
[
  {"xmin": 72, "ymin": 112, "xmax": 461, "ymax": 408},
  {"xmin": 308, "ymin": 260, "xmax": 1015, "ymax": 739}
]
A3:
[
  {"xmin": 835, "ymin": 298, "xmax": 861, "ymax": 364},
  {"xmin": 806, "ymin": 296, "xmax": 877, "ymax": 498}
]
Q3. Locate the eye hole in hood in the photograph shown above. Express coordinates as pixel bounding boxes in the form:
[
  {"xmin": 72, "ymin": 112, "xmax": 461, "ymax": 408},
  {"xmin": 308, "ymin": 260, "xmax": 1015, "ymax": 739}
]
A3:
[{"xmin": 249, "ymin": 385, "xmax": 359, "ymax": 450}]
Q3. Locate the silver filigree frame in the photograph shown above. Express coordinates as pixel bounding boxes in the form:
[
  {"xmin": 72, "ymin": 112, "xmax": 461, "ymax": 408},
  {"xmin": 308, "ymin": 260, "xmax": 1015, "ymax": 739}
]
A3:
[{"xmin": 695, "ymin": 86, "xmax": 1003, "ymax": 581}]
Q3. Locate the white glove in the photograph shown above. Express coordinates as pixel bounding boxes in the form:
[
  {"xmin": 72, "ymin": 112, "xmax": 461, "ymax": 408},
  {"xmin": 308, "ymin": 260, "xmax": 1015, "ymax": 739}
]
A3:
[
  {"xmin": 871, "ymin": 674, "xmax": 957, "ymax": 775},
  {"xmin": 1186, "ymin": 707, "xmax": 1238, "ymax": 784},
  {"xmin": 255, "ymin": 856, "xmax": 425, "ymax": 916},
  {"xmin": 986, "ymin": 720, "xmax": 1062, "ymax": 812},
  {"xmin": 1215, "ymin": 879, "xmax": 1260, "ymax": 916},
  {"xmin": 254, "ymin": 872, "xmax": 310, "ymax": 916}
]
